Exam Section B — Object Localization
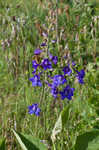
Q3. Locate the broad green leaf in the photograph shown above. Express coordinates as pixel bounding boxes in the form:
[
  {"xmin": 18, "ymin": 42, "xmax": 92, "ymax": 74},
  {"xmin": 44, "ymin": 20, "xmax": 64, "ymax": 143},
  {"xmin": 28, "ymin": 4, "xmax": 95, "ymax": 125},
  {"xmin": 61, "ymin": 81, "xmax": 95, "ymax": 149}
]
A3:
[
  {"xmin": 12, "ymin": 129, "xmax": 47, "ymax": 150},
  {"xmin": 0, "ymin": 138, "xmax": 6, "ymax": 150},
  {"xmin": 12, "ymin": 129, "xmax": 27, "ymax": 150},
  {"xmin": 74, "ymin": 129, "xmax": 99, "ymax": 150}
]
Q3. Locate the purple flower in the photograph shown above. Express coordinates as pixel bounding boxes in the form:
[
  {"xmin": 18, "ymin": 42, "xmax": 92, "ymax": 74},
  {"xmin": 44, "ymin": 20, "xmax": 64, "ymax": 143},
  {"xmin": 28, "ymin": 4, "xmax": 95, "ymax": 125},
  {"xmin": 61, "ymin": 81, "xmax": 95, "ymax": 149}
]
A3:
[
  {"xmin": 41, "ymin": 58, "xmax": 52, "ymax": 70},
  {"xmin": 63, "ymin": 65, "xmax": 72, "ymax": 76},
  {"xmin": 28, "ymin": 103, "xmax": 41, "ymax": 116},
  {"xmin": 42, "ymin": 32, "xmax": 48, "ymax": 37},
  {"xmin": 32, "ymin": 60, "xmax": 39, "ymax": 74},
  {"xmin": 51, "ymin": 87, "xmax": 58, "ymax": 98},
  {"xmin": 29, "ymin": 75, "xmax": 42, "ymax": 86},
  {"xmin": 49, "ymin": 53, "xmax": 53, "ymax": 60},
  {"xmin": 52, "ymin": 75, "xmax": 67, "ymax": 88},
  {"xmin": 34, "ymin": 49, "xmax": 42, "ymax": 55},
  {"xmin": 52, "ymin": 56, "xmax": 58, "ymax": 65},
  {"xmin": 60, "ymin": 85, "xmax": 75, "ymax": 100},
  {"xmin": 76, "ymin": 69, "xmax": 85, "ymax": 84},
  {"xmin": 52, "ymin": 40, "xmax": 57, "ymax": 43},
  {"xmin": 41, "ymin": 42, "xmax": 46, "ymax": 46},
  {"xmin": 49, "ymin": 53, "xmax": 58, "ymax": 65},
  {"xmin": 72, "ymin": 61, "xmax": 76, "ymax": 66},
  {"xmin": 32, "ymin": 60, "xmax": 39, "ymax": 69},
  {"xmin": 78, "ymin": 78, "xmax": 84, "ymax": 84},
  {"xmin": 32, "ymin": 68, "xmax": 37, "ymax": 74}
]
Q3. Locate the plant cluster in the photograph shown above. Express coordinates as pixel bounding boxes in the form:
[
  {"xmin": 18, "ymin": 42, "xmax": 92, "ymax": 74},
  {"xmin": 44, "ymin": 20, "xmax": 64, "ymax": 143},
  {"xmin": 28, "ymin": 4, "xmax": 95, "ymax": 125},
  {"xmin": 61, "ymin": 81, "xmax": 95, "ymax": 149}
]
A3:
[{"xmin": 28, "ymin": 45, "xmax": 85, "ymax": 116}]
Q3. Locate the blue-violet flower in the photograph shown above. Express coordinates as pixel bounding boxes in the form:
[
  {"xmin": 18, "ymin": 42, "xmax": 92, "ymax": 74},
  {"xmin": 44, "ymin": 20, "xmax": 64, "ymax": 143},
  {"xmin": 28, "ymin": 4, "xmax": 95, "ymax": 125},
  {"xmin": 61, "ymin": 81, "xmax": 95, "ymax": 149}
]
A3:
[
  {"xmin": 34, "ymin": 49, "xmax": 42, "ymax": 55},
  {"xmin": 49, "ymin": 53, "xmax": 58, "ymax": 65},
  {"xmin": 63, "ymin": 65, "xmax": 72, "ymax": 76},
  {"xmin": 76, "ymin": 69, "xmax": 85, "ymax": 84},
  {"xmin": 51, "ymin": 87, "xmax": 58, "ymax": 98},
  {"xmin": 52, "ymin": 40, "xmax": 57, "ymax": 43},
  {"xmin": 28, "ymin": 103, "xmax": 41, "ymax": 116},
  {"xmin": 29, "ymin": 75, "xmax": 42, "ymax": 86},
  {"xmin": 52, "ymin": 56, "xmax": 58, "ymax": 65},
  {"xmin": 60, "ymin": 85, "xmax": 75, "ymax": 100},
  {"xmin": 41, "ymin": 42, "xmax": 46, "ymax": 46},
  {"xmin": 32, "ymin": 60, "xmax": 39, "ymax": 69},
  {"xmin": 72, "ymin": 61, "xmax": 76, "ymax": 66},
  {"xmin": 52, "ymin": 75, "xmax": 67, "ymax": 88},
  {"xmin": 41, "ymin": 58, "xmax": 52, "ymax": 70}
]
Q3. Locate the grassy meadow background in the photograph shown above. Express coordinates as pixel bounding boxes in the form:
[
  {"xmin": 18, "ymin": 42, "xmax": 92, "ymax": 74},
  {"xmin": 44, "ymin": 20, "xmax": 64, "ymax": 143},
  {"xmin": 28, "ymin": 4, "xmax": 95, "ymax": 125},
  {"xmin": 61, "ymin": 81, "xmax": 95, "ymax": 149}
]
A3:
[{"xmin": 0, "ymin": 0, "xmax": 99, "ymax": 149}]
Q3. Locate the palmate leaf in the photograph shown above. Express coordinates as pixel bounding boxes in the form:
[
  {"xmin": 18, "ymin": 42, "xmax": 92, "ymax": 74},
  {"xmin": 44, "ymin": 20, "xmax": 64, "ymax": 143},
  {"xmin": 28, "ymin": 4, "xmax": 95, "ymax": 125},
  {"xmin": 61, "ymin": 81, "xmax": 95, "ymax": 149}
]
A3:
[
  {"xmin": 74, "ymin": 129, "xmax": 99, "ymax": 150},
  {"xmin": 12, "ymin": 129, "xmax": 47, "ymax": 150}
]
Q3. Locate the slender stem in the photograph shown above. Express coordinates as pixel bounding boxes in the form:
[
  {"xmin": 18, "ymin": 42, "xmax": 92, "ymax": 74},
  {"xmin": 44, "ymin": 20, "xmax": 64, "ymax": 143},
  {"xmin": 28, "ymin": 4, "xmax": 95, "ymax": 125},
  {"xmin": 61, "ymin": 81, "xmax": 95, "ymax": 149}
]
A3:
[
  {"xmin": 53, "ymin": 142, "xmax": 56, "ymax": 150},
  {"xmin": 56, "ymin": 0, "xmax": 59, "ymax": 51},
  {"xmin": 16, "ymin": 45, "xmax": 19, "ymax": 80},
  {"xmin": 23, "ymin": 41, "xmax": 26, "ymax": 103},
  {"xmin": 39, "ymin": 84, "xmax": 45, "ymax": 105}
]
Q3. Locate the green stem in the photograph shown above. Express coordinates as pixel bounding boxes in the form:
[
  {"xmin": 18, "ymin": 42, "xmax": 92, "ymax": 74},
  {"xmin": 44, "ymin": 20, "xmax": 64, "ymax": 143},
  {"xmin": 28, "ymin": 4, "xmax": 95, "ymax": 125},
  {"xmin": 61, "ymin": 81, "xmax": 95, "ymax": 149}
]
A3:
[
  {"xmin": 56, "ymin": 0, "xmax": 59, "ymax": 52},
  {"xmin": 53, "ymin": 142, "xmax": 56, "ymax": 150}
]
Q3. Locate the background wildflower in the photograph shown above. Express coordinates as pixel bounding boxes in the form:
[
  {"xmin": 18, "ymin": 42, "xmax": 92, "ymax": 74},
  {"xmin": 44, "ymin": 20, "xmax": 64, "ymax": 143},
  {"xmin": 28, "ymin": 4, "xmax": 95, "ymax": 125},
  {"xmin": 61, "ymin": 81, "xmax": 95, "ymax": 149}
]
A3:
[
  {"xmin": 34, "ymin": 49, "xmax": 42, "ymax": 55},
  {"xmin": 28, "ymin": 104, "xmax": 41, "ymax": 116},
  {"xmin": 76, "ymin": 69, "xmax": 85, "ymax": 84},
  {"xmin": 29, "ymin": 75, "xmax": 42, "ymax": 87},
  {"xmin": 51, "ymin": 56, "xmax": 58, "ymax": 65},
  {"xmin": 41, "ymin": 42, "xmax": 46, "ymax": 46}
]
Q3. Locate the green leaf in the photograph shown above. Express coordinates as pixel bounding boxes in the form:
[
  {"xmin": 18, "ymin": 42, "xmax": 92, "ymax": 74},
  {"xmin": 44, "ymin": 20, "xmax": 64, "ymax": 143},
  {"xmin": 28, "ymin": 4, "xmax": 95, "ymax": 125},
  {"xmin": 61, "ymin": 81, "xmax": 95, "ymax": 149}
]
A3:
[
  {"xmin": 61, "ymin": 104, "xmax": 71, "ymax": 127},
  {"xmin": 74, "ymin": 129, "xmax": 99, "ymax": 150},
  {"xmin": 0, "ymin": 138, "xmax": 6, "ymax": 150},
  {"xmin": 12, "ymin": 129, "xmax": 27, "ymax": 150},
  {"xmin": 51, "ymin": 104, "xmax": 71, "ymax": 142},
  {"xmin": 12, "ymin": 129, "xmax": 47, "ymax": 150},
  {"xmin": 51, "ymin": 114, "xmax": 62, "ymax": 142}
]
